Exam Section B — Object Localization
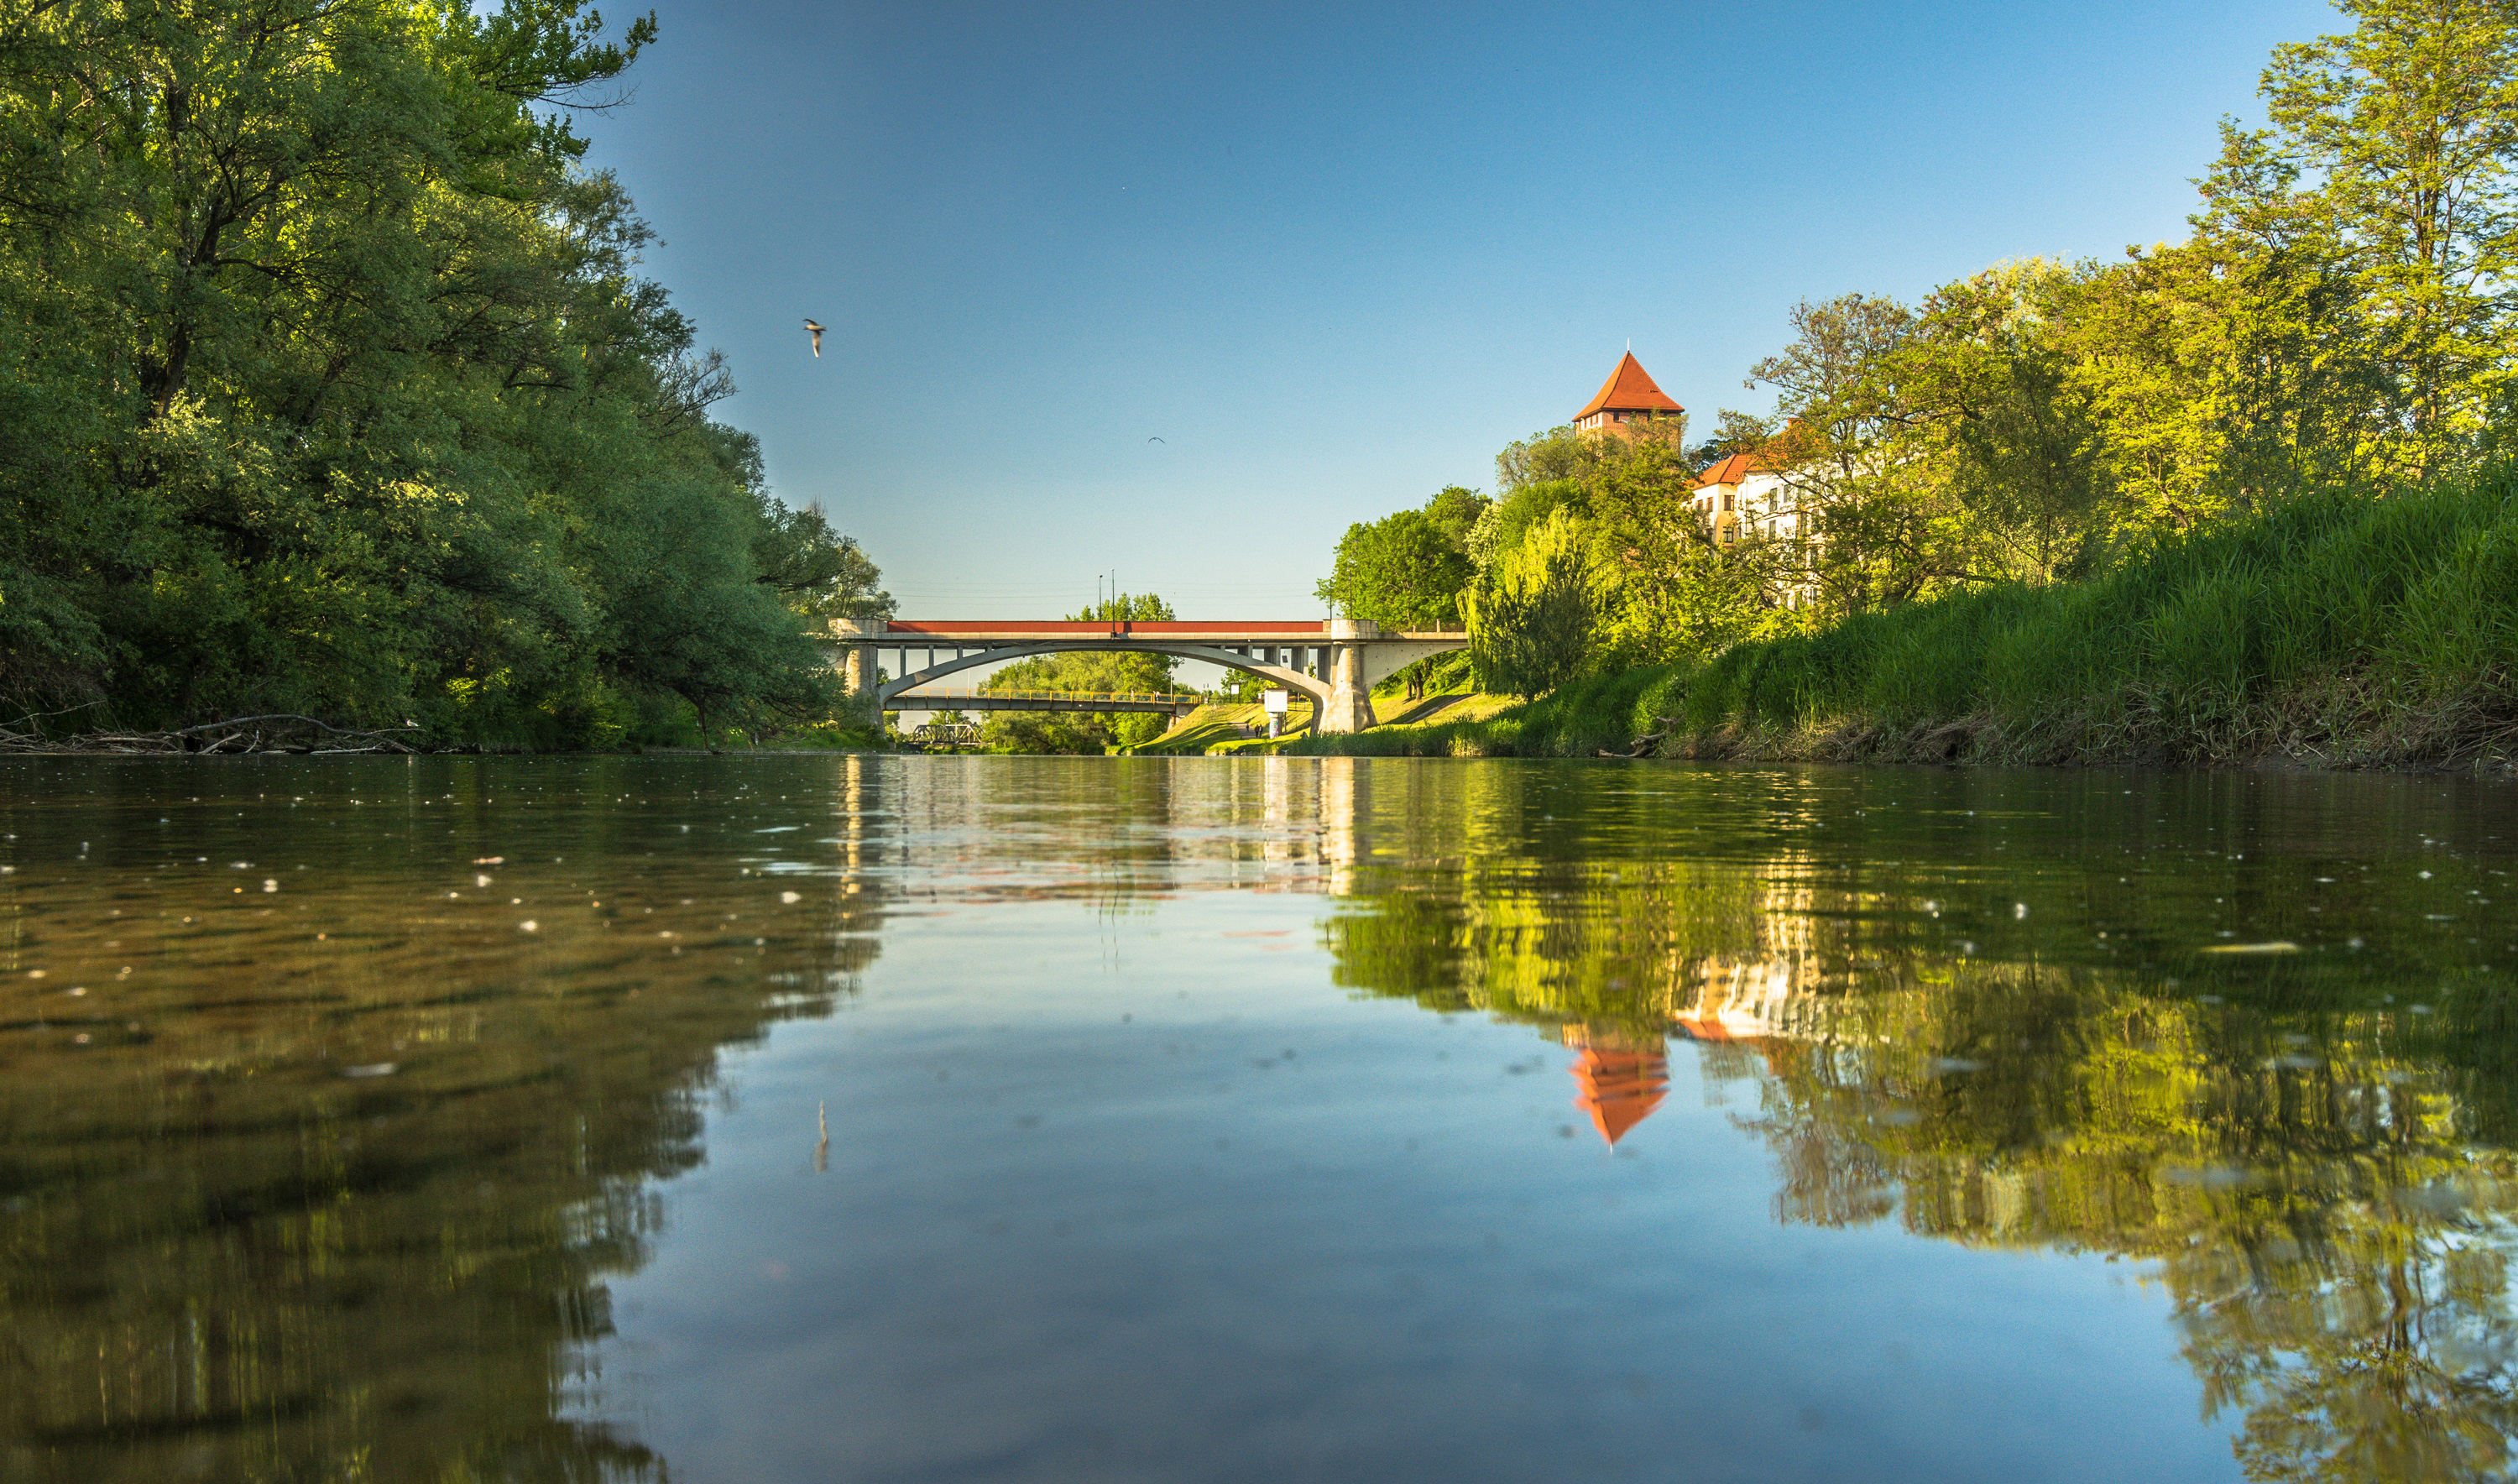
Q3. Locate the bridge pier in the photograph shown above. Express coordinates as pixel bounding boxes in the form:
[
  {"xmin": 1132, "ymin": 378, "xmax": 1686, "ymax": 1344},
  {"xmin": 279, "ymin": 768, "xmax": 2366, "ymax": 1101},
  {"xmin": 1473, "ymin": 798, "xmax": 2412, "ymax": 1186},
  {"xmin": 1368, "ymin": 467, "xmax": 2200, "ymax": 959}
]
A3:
[
  {"xmin": 1319, "ymin": 620, "xmax": 1377, "ymax": 734},
  {"xmin": 832, "ymin": 618, "xmax": 885, "ymax": 721}
]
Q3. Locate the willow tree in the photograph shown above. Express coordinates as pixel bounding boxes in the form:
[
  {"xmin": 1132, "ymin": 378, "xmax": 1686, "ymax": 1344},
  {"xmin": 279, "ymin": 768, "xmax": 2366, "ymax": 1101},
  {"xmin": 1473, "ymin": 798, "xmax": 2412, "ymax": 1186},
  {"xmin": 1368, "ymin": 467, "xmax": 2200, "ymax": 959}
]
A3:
[{"xmin": 1465, "ymin": 507, "xmax": 1601, "ymax": 698}]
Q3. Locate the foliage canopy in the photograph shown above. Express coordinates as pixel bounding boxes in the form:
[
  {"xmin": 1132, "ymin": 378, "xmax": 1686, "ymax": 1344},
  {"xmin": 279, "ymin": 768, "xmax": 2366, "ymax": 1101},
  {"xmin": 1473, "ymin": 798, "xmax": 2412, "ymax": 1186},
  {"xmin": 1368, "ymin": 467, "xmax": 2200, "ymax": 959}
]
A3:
[{"xmin": 0, "ymin": 0, "xmax": 886, "ymax": 747}]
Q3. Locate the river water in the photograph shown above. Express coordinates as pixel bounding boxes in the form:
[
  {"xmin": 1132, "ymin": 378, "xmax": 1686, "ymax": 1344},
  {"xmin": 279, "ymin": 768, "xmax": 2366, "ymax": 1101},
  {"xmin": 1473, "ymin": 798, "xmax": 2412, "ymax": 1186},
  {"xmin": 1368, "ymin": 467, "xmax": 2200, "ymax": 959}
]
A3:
[{"xmin": 3, "ymin": 755, "xmax": 2516, "ymax": 1482}]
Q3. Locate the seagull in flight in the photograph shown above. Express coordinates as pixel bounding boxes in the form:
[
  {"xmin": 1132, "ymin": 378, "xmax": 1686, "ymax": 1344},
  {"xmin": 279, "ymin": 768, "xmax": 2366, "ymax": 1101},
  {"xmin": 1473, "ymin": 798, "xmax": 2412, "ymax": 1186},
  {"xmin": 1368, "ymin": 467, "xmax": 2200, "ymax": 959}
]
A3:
[
  {"xmin": 1147, "ymin": 436, "xmax": 1164, "ymax": 443},
  {"xmin": 803, "ymin": 319, "xmax": 826, "ymax": 358}
]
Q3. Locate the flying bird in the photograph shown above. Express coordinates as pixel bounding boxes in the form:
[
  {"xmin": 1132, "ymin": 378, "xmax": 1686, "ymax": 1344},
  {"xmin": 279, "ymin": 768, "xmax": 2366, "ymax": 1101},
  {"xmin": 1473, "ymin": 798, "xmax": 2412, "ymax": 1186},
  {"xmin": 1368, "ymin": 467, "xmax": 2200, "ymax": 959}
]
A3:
[
  {"xmin": 803, "ymin": 319, "xmax": 826, "ymax": 358},
  {"xmin": 1147, "ymin": 436, "xmax": 1164, "ymax": 443}
]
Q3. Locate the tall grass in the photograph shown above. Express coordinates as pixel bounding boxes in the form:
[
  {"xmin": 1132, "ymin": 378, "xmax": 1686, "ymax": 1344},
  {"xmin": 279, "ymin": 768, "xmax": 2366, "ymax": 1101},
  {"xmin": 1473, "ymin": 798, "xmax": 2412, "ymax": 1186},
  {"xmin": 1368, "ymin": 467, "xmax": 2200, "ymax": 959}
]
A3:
[{"xmin": 1293, "ymin": 472, "xmax": 2518, "ymax": 767}]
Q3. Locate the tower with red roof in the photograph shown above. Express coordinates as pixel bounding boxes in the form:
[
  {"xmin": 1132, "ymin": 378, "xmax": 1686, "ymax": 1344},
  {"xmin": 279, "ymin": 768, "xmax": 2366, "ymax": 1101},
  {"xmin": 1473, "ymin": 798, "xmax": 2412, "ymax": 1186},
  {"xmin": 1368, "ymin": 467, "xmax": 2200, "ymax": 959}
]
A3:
[{"xmin": 1573, "ymin": 351, "xmax": 1685, "ymax": 436}]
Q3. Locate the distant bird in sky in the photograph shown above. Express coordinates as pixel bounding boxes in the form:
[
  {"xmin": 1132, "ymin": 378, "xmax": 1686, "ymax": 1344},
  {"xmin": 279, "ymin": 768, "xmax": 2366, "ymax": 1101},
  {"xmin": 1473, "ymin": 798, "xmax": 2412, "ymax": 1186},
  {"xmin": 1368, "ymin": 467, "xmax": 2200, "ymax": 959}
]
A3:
[
  {"xmin": 803, "ymin": 319, "xmax": 826, "ymax": 358},
  {"xmin": 1147, "ymin": 436, "xmax": 1164, "ymax": 443}
]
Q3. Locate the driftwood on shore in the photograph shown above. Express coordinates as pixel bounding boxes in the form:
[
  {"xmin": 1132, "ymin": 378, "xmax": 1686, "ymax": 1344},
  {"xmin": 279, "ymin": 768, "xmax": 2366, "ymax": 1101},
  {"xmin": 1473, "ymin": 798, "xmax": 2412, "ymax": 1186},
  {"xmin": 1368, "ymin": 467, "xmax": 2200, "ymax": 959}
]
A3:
[
  {"xmin": 1596, "ymin": 717, "xmax": 1679, "ymax": 760},
  {"xmin": 0, "ymin": 713, "xmax": 421, "ymax": 756}
]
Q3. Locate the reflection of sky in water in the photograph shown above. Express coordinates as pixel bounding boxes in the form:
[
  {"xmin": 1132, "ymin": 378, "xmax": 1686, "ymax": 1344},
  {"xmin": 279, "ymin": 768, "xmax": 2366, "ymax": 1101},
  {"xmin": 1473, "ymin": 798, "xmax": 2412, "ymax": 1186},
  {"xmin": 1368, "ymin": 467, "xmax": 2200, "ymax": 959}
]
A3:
[
  {"xmin": 4, "ymin": 755, "xmax": 2517, "ymax": 1482},
  {"xmin": 590, "ymin": 894, "xmax": 2218, "ymax": 1484}
]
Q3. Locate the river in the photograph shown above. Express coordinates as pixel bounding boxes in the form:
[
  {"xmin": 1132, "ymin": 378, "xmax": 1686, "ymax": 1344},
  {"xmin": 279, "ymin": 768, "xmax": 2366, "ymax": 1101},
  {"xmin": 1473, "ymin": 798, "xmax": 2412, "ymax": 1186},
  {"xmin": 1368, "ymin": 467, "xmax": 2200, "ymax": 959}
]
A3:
[{"xmin": 3, "ymin": 755, "xmax": 2515, "ymax": 1481}]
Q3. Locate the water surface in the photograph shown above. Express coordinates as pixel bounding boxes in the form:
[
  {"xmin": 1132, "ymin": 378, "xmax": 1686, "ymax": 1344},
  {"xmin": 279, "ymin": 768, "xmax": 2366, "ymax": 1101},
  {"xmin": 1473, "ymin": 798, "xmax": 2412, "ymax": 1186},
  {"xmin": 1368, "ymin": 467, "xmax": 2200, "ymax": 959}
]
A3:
[{"xmin": 4, "ymin": 755, "xmax": 2516, "ymax": 1481}]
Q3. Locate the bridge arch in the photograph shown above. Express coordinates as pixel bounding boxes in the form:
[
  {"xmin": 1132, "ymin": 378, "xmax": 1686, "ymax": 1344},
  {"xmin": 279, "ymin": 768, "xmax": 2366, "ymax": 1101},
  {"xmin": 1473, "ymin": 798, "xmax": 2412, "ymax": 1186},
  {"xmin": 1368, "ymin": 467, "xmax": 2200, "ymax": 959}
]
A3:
[
  {"xmin": 833, "ymin": 620, "xmax": 1468, "ymax": 733},
  {"xmin": 877, "ymin": 641, "xmax": 1329, "ymax": 712}
]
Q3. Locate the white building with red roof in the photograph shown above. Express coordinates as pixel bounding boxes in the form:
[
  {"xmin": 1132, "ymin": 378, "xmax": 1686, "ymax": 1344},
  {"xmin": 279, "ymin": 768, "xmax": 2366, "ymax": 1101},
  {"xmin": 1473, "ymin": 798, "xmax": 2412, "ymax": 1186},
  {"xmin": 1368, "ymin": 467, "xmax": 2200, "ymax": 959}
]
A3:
[{"xmin": 1690, "ymin": 447, "xmax": 1803, "ymax": 546}]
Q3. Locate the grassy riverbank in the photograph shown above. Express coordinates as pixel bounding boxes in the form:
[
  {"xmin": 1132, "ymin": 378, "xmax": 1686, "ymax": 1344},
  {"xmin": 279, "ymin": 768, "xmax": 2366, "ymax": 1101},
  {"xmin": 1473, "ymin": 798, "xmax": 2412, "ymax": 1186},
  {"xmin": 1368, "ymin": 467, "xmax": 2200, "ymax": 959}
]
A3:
[
  {"xmin": 1135, "ymin": 701, "xmax": 1310, "ymax": 754},
  {"xmin": 1291, "ymin": 474, "xmax": 2518, "ymax": 770},
  {"xmin": 1135, "ymin": 692, "xmax": 1518, "ymax": 755}
]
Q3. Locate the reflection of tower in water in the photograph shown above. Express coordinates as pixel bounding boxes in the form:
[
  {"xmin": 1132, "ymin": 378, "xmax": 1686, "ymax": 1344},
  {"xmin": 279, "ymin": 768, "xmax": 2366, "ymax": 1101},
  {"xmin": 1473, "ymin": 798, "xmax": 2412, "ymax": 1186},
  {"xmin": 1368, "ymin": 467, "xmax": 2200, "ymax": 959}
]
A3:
[{"xmin": 1563, "ymin": 1025, "xmax": 1669, "ymax": 1146}]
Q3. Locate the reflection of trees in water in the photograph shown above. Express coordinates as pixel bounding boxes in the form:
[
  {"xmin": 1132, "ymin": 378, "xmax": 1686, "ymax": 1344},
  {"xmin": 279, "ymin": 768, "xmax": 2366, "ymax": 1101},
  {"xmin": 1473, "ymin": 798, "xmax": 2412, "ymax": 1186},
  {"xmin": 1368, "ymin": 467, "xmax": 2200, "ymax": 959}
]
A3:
[
  {"xmin": 2189, "ymin": 1165, "xmax": 2518, "ymax": 1483},
  {"xmin": 1314, "ymin": 757, "xmax": 2518, "ymax": 1481},
  {"xmin": 1742, "ymin": 970, "xmax": 2518, "ymax": 1484},
  {"xmin": 0, "ymin": 758, "xmax": 891, "ymax": 1483}
]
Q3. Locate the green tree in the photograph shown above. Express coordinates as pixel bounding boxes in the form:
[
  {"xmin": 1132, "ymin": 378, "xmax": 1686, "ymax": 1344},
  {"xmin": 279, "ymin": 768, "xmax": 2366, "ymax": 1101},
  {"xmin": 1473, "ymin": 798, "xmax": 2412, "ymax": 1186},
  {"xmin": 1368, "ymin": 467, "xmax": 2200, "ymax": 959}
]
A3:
[
  {"xmin": 1474, "ymin": 478, "xmax": 1590, "ymax": 572},
  {"xmin": 0, "ymin": 0, "xmax": 877, "ymax": 748},
  {"xmin": 1586, "ymin": 434, "xmax": 1792, "ymax": 663},
  {"xmin": 1491, "ymin": 411, "xmax": 1685, "ymax": 494},
  {"xmin": 1315, "ymin": 507, "xmax": 1474, "ymax": 627},
  {"xmin": 1314, "ymin": 487, "xmax": 1488, "ymax": 698},
  {"xmin": 2056, "ymin": 223, "xmax": 2385, "ymax": 534},
  {"xmin": 2253, "ymin": 0, "xmax": 2518, "ymax": 475},
  {"xmin": 1690, "ymin": 410, "xmax": 1779, "ymax": 465},
  {"xmin": 1747, "ymin": 292, "xmax": 1967, "ymax": 613},
  {"xmin": 1423, "ymin": 484, "xmax": 1489, "ymax": 549},
  {"xmin": 1469, "ymin": 407, "xmax": 1805, "ymax": 677},
  {"xmin": 755, "ymin": 497, "xmax": 896, "ymax": 621},
  {"xmin": 1899, "ymin": 262, "xmax": 2112, "ymax": 584},
  {"xmin": 1465, "ymin": 507, "xmax": 1601, "ymax": 697}
]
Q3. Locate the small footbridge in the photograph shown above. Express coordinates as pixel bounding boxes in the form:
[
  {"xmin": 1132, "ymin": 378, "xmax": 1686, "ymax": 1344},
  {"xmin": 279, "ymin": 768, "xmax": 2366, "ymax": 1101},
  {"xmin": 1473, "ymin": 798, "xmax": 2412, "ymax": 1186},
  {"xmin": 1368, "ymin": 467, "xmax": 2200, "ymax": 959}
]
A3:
[{"xmin": 828, "ymin": 619, "xmax": 1466, "ymax": 734}]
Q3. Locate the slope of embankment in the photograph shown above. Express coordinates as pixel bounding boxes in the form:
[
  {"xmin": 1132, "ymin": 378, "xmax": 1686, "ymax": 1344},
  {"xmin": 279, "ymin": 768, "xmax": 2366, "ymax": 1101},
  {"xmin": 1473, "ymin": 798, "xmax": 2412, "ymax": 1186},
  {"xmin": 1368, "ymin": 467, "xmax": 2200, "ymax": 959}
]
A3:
[{"xmin": 1292, "ymin": 475, "xmax": 2518, "ymax": 771}]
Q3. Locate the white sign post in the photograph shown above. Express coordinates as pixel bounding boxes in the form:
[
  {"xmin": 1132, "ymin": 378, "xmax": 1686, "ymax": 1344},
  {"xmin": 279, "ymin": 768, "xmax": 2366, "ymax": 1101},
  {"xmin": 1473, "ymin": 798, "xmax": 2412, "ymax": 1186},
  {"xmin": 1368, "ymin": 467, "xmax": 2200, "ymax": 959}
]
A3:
[{"xmin": 1261, "ymin": 687, "xmax": 1289, "ymax": 739}]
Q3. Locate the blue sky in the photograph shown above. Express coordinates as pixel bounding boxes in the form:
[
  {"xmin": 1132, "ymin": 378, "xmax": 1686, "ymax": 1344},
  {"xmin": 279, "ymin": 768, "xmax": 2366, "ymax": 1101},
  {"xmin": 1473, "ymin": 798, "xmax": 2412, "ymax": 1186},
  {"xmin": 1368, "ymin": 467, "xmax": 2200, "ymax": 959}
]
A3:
[{"xmin": 582, "ymin": 0, "xmax": 2338, "ymax": 619}]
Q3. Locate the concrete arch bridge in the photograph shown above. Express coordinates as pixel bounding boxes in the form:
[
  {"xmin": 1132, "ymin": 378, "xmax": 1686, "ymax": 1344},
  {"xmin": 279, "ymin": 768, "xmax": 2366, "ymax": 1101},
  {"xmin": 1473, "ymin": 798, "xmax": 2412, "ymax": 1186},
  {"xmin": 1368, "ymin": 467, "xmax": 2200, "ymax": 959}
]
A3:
[{"xmin": 828, "ymin": 619, "xmax": 1467, "ymax": 734}]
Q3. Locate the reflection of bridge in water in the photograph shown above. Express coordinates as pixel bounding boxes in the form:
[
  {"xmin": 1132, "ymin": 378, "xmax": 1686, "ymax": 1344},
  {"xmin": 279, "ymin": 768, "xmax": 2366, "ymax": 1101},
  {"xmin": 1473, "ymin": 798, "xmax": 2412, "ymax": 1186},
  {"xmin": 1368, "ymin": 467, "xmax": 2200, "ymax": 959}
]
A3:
[
  {"xmin": 820, "ymin": 754, "xmax": 1810, "ymax": 1147},
  {"xmin": 830, "ymin": 619, "xmax": 1466, "ymax": 733}
]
